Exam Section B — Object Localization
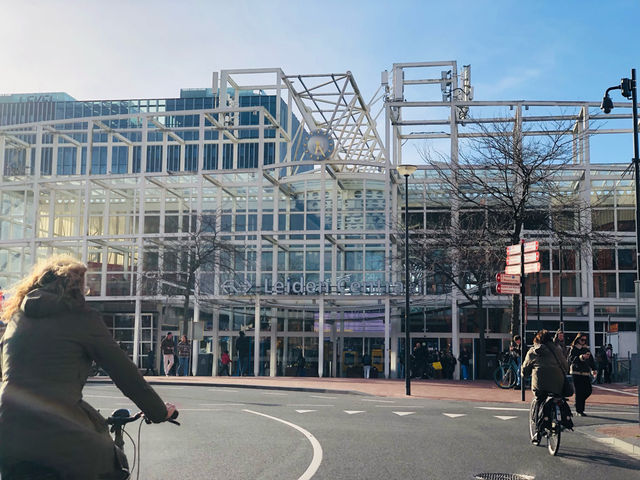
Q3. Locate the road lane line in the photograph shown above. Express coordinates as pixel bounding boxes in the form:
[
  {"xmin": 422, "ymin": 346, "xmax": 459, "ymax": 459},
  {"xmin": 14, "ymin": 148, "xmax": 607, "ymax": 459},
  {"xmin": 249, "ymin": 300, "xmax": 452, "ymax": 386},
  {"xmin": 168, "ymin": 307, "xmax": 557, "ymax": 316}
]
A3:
[
  {"xmin": 287, "ymin": 404, "xmax": 334, "ymax": 407},
  {"xmin": 209, "ymin": 388, "xmax": 239, "ymax": 393},
  {"xmin": 262, "ymin": 392, "xmax": 288, "ymax": 396},
  {"xmin": 309, "ymin": 395, "xmax": 337, "ymax": 399},
  {"xmin": 374, "ymin": 405, "xmax": 425, "ymax": 408},
  {"xmin": 593, "ymin": 385, "xmax": 637, "ymax": 396},
  {"xmin": 361, "ymin": 399, "xmax": 394, "ymax": 403},
  {"xmin": 244, "ymin": 409, "xmax": 323, "ymax": 480},
  {"xmin": 494, "ymin": 415, "xmax": 518, "ymax": 420}
]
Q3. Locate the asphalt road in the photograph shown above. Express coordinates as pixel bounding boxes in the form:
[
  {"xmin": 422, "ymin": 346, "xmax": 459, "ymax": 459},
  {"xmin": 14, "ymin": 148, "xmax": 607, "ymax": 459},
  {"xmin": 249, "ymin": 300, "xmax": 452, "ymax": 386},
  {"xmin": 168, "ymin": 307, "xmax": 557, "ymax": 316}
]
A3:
[{"xmin": 83, "ymin": 384, "xmax": 640, "ymax": 480}]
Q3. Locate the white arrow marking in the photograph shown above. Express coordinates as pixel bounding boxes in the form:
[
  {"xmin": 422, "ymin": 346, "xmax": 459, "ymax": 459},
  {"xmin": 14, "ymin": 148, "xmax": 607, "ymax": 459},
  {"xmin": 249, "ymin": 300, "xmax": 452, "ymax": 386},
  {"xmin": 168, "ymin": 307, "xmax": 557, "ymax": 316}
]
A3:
[
  {"xmin": 344, "ymin": 410, "xmax": 365, "ymax": 415},
  {"xmin": 494, "ymin": 415, "xmax": 518, "ymax": 420},
  {"xmin": 296, "ymin": 409, "xmax": 317, "ymax": 414},
  {"xmin": 476, "ymin": 407, "xmax": 528, "ymax": 411},
  {"xmin": 443, "ymin": 413, "xmax": 467, "ymax": 418},
  {"xmin": 393, "ymin": 411, "xmax": 415, "ymax": 416}
]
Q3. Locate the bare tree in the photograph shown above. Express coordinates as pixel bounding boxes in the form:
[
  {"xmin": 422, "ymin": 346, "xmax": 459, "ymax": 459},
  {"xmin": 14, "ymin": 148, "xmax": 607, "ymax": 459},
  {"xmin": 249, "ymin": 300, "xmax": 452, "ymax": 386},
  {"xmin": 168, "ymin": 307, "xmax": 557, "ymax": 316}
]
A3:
[
  {"xmin": 401, "ymin": 114, "xmax": 609, "ymax": 375},
  {"xmin": 141, "ymin": 212, "xmax": 238, "ymax": 336}
]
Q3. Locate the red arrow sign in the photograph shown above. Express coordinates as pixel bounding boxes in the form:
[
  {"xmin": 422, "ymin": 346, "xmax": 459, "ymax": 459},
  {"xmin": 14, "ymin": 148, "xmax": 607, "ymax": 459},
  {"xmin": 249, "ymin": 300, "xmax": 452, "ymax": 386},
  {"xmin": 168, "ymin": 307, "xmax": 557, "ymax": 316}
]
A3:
[
  {"xmin": 496, "ymin": 273, "xmax": 521, "ymax": 284},
  {"xmin": 524, "ymin": 241, "xmax": 539, "ymax": 253},
  {"xmin": 524, "ymin": 262, "xmax": 541, "ymax": 274},
  {"xmin": 523, "ymin": 251, "xmax": 539, "ymax": 263},
  {"xmin": 506, "ymin": 254, "xmax": 521, "ymax": 266},
  {"xmin": 497, "ymin": 283, "xmax": 520, "ymax": 295}
]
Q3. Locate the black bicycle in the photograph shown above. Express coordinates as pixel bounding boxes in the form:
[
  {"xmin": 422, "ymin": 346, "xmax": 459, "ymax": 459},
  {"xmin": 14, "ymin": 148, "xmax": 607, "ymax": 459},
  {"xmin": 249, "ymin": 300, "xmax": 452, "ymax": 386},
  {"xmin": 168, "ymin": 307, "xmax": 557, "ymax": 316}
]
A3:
[
  {"xmin": 529, "ymin": 394, "xmax": 571, "ymax": 456},
  {"xmin": 106, "ymin": 408, "xmax": 180, "ymax": 479}
]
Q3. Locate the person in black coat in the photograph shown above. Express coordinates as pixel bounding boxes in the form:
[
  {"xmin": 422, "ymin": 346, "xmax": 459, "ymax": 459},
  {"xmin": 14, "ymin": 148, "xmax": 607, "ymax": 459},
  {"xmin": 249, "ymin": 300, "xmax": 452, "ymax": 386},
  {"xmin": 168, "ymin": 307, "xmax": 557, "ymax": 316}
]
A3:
[{"xmin": 568, "ymin": 332, "xmax": 597, "ymax": 416}]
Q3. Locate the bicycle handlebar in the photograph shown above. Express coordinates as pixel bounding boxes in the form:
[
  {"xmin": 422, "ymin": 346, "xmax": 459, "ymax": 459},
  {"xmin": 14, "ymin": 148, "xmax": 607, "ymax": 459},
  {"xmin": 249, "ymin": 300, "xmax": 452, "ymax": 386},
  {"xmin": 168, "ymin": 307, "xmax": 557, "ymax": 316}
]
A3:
[{"xmin": 106, "ymin": 408, "xmax": 180, "ymax": 427}]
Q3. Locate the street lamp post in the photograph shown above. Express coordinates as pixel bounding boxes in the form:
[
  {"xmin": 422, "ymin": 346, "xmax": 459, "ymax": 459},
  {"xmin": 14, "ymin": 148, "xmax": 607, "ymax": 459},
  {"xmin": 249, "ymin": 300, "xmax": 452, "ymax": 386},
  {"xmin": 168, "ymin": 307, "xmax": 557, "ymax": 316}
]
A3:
[
  {"xmin": 601, "ymin": 68, "xmax": 639, "ymax": 422},
  {"xmin": 397, "ymin": 164, "xmax": 417, "ymax": 396}
]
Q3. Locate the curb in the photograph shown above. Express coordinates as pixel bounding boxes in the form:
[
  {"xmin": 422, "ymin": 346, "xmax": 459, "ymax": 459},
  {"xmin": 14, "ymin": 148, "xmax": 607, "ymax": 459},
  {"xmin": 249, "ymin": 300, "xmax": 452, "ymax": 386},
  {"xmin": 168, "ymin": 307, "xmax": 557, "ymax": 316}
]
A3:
[
  {"xmin": 86, "ymin": 377, "xmax": 370, "ymax": 396},
  {"xmin": 575, "ymin": 424, "xmax": 640, "ymax": 459}
]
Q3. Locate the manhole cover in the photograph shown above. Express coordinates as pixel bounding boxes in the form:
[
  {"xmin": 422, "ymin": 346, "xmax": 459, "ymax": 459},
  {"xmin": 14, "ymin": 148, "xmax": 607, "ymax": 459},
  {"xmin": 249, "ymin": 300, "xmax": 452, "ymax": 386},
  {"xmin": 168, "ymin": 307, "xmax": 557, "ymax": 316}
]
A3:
[{"xmin": 474, "ymin": 475, "xmax": 534, "ymax": 480}]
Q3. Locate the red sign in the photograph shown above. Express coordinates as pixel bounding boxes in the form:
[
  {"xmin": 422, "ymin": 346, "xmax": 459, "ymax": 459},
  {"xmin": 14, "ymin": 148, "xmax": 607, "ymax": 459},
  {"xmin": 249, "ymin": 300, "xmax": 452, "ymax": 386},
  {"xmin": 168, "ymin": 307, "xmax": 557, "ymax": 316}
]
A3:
[
  {"xmin": 496, "ymin": 273, "xmax": 520, "ymax": 284},
  {"xmin": 497, "ymin": 283, "xmax": 520, "ymax": 295},
  {"xmin": 524, "ymin": 241, "xmax": 539, "ymax": 253},
  {"xmin": 506, "ymin": 244, "xmax": 521, "ymax": 256},
  {"xmin": 523, "ymin": 252, "xmax": 539, "ymax": 263},
  {"xmin": 506, "ymin": 254, "xmax": 521, "ymax": 266},
  {"xmin": 523, "ymin": 262, "xmax": 541, "ymax": 273}
]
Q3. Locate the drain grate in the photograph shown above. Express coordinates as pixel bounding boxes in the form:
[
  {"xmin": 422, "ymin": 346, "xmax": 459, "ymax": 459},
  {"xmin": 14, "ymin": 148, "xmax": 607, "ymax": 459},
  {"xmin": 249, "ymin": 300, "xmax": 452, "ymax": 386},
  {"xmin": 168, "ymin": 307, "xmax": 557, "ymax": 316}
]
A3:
[{"xmin": 473, "ymin": 475, "xmax": 534, "ymax": 480}]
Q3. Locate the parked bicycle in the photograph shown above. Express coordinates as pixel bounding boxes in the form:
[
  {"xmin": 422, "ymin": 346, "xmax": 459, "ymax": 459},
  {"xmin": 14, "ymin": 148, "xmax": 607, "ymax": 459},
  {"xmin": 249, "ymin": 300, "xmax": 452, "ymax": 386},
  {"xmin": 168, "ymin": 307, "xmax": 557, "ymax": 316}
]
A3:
[
  {"xmin": 493, "ymin": 353, "xmax": 519, "ymax": 389},
  {"xmin": 107, "ymin": 408, "xmax": 180, "ymax": 480},
  {"xmin": 529, "ymin": 394, "xmax": 572, "ymax": 456}
]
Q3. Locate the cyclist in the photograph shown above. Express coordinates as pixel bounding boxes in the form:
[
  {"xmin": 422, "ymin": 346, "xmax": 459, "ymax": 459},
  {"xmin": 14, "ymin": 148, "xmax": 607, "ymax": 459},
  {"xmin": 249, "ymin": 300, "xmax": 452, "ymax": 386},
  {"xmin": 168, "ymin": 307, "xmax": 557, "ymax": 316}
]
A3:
[
  {"xmin": 521, "ymin": 329, "xmax": 568, "ymax": 443},
  {"xmin": 0, "ymin": 255, "xmax": 177, "ymax": 479}
]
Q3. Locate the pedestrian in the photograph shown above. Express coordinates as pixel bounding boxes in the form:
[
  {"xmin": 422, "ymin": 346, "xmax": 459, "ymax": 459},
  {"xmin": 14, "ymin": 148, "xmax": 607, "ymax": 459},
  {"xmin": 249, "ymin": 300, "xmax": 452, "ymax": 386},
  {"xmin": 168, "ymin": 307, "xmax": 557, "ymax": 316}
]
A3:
[
  {"xmin": 442, "ymin": 347, "xmax": 456, "ymax": 379},
  {"xmin": 236, "ymin": 331, "xmax": 251, "ymax": 376},
  {"xmin": 220, "ymin": 350, "xmax": 231, "ymax": 376},
  {"xmin": 295, "ymin": 349, "xmax": 306, "ymax": 377},
  {"xmin": 144, "ymin": 347, "xmax": 157, "ymax": 376},
  {"xmin": 177, "ymin": 335, "xmax": 190, "ymax": 376},
  {"xmin": 595, "ymin": 346, "xmax": 607, "ymax": 384},
  {"xmin": 458, "ymin": 346, "xmax": 471, "ymax": 380},
  {"xmin": 568, "ymin": 332, "xmax": 597, "ymax": 416},
  {"xmin": 510, "ymin": 335, "xmax": 522, "ymax": 389},
  {"xmin": 553, "ymin": 329, "xmax": 569, "ymax": 358},
  {"xmin": 522, "ymin": 329, "xmax": 569, "ymax": 443},
  {"xmin": 362, "ymin": 352, "xmax": 372, "ymax": 379},
  {"xmin": 605, "ymin": 344, "xmax": 613, "ymax": 383},
  {"xmin": 398, "ymin": 346, "xmax": 405, "ymax": 379},
  {"xmin": 0, "ymin": 255, "xmax": 176, "ymax": 479},
  {"xmin": 161, "ymin": 332, "xmax": 175, "ymax": 376}
]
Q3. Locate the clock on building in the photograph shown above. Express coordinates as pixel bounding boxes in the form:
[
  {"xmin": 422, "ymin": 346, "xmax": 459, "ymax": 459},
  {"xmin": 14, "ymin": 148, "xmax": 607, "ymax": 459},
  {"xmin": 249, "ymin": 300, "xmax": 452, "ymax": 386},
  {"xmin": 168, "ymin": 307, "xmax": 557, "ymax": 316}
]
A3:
[{"xmin": 304, "ymin": 130, "xmax": 335, "ymax": 161}]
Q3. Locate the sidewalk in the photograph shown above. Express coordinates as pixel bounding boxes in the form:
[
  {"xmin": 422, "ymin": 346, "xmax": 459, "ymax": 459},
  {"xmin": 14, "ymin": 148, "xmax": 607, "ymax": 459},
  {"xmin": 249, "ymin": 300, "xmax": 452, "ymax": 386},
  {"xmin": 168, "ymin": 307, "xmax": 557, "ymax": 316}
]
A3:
[{"xmin": 89, "ymin": 375, "xmax": 640, "ymax": 458}]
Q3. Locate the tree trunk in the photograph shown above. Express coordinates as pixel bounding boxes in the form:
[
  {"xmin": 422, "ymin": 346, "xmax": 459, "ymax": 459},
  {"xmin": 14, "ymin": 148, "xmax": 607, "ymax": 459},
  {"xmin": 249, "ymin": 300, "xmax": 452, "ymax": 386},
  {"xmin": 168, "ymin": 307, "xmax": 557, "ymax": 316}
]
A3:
[{"xmin": 477, "ymin": 286, "xmax": 487, "ymax": 379}]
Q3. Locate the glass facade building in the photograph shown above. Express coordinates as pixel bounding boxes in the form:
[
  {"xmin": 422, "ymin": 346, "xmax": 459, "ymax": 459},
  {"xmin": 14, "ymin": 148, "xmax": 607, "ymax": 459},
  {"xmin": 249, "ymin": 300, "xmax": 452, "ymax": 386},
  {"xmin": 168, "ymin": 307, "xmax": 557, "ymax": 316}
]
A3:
[{"xmin": 0, "ymin": 66, "xmax": 637, "ymax": 378}]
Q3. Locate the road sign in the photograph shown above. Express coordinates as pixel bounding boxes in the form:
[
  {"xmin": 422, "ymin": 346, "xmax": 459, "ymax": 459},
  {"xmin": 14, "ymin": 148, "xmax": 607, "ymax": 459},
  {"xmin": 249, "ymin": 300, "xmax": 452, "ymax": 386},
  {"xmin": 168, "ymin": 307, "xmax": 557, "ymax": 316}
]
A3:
[
  {"xmin": 496, "ymin": 273, "xmax": 520, "ymax": 284},
  {"xmin": 506, "ymin": 254, "xmax": 521, "ymax": 266},
  {"xmin": 505, "ymin": 264, "xmax": 521, "ymax": 275},
  {"xmin": 524, "ymin": 241, "xmax": 539, "ymax": 253},
  {"xmin": 523, "ymin": 251, "xmax": 539, "ymax": 263},
  {"xmin": 506, "ymin": 244, "xmax": 521, "ymax": 256},
  {"xmin": 497, "ymin": 283, "xmax": 520, "ymax": 295},
  {"xmin": 523, "ymin": 262, "xmax": 541, "ymax": 274}
]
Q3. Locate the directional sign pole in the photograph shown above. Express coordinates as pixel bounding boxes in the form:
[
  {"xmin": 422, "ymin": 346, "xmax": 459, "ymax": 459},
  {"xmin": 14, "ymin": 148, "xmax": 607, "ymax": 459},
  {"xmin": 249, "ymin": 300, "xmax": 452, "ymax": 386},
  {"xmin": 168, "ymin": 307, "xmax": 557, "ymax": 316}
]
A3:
[{"xmin": 520, "ymin": 240, "xmax": 526, "ymax": 402}]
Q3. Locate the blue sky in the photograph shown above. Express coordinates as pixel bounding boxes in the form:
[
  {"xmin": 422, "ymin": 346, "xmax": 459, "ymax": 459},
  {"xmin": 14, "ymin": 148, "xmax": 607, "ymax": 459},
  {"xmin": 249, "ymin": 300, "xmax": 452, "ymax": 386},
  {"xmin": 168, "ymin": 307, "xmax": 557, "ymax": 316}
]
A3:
[
  {"xmin": 1, "ymin": 1, "xmax": 638, "ymax": 162},
  {"xmin": 1, "ymin": 0, "xmax": 637, "ymax": 102}
]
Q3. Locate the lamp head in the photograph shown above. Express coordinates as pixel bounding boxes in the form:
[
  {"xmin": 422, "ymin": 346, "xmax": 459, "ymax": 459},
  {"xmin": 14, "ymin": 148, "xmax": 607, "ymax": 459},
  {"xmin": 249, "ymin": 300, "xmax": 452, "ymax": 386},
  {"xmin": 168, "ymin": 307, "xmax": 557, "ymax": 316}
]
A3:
[
  {"xmin": 600, "ymin": 94, "xmax": 614, "ymax": 114},
  {"xmin": 397, "ymin": 164, "xmax": 417, "ymax": 177}
]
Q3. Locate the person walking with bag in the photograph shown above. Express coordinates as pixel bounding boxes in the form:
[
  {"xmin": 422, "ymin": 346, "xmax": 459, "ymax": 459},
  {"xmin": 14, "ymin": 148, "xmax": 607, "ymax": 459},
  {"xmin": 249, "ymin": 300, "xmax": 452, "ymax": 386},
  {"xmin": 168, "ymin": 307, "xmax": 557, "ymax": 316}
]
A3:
[
  {"xmin": 568, "ymin": 332, "xmax": 597, "ymax": 416},
  {"xmin": 161, "ymin": 332, "xmax": 175, "ymax": 376}
]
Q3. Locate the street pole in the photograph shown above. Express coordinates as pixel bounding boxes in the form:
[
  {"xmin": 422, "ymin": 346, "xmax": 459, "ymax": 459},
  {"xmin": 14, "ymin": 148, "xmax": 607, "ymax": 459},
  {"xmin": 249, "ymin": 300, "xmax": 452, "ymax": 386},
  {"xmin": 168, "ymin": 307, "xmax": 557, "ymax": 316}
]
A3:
[
  {"xmin": 630, "ymin": 69, "xmax": 640, "ymax": 422},
  {"xmin": 398, "ymin": 165, "xmax": 417, "ymax": 396},
  {"xmin": 520, "ymin": 239, "xmax": 526, "ymax": 402},
  {"xmin": 559, "ymin": 242, "xmax": 564, "ymax": 332}
]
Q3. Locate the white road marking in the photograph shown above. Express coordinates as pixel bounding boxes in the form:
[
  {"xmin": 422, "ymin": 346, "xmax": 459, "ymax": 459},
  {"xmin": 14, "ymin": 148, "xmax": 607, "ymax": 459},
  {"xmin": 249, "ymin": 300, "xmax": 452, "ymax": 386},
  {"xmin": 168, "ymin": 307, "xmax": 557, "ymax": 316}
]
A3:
[
  {"xmin": 199, "ymin": 403, "xmax": 246, "ymax": 406},
  {"xmin": 156, "ymin": 386, "xmax": 185, "ymax": 390},
  {"xmin": 494, "ymin": 415, "xmax": 518, "ymax": 420},
  {"xmin": 288, "ymin": 404, "xmax": 335, "ymax": 407},
  {"xmin": 295, "ymin": 409, "xmax": 317, "ymax": 414},
  {"xmin": 209, "ymin": 388, "xmax": 239, "ymax": 393},
  {"xmin": 443, "ymin": 413, "xmax": 467, "ymax": 418},
  {"xmin": 362, "ymin": 399, "xmax": 394, "ymax": 403},
  {"xmin": 476, "ymin": 407, "xmax": 529, "ymax": 411},
  {"xmin": 263, "ymin": 392, "xmax": 288, "ymax": 396},
  {"xmin": 344, "ymin": 410, "xmax": 365, "ymax": 415},
  {"xmin": 310, "ymin": 395, "xmax": 337, "ymax": 399},
  {"xmin": 593, "ymin": 385, "xmax": 638, "ymax": 396},
  {"xmin": 393, "ymin": 411, "xmax": 415, "ymax": 416},
  {"xmin": 244, "ymin": 409, "xmax": 323, "ymax": 480}
]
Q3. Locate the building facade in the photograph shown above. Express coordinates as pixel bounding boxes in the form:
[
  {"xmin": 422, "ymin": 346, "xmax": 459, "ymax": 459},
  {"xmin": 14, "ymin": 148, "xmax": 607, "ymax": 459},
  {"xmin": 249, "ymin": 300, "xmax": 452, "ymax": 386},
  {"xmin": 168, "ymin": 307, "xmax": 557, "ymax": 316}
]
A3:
[{"xmin": 0, "ymin": 64, "xmax": 637, "ymax": 378}]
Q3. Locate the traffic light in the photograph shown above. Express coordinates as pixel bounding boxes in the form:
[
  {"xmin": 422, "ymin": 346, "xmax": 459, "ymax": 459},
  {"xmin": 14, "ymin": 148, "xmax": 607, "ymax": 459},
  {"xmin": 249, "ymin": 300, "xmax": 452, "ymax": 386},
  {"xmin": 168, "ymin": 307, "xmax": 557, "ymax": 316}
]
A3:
[
  {"xmin": 600, "ymin": 93, "xmax": 614, "ymax": 114},
  {"xmin": 621, "ymin": 78, "xmax": 633, "ymax": 99}
]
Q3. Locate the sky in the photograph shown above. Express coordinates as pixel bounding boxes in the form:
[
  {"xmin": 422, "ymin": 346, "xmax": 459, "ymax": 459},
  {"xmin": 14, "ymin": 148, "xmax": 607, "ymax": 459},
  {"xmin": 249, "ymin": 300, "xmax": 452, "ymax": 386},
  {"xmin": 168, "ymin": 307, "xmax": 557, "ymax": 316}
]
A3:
[{"xmin": 1, "ymin": 0, "xmax": 638, "ymax": 160}]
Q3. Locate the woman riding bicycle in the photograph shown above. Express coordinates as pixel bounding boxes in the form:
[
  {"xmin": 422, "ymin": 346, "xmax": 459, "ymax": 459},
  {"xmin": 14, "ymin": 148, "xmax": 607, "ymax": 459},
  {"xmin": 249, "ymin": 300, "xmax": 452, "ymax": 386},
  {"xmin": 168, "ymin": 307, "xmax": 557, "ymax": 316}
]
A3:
[
  {"xmin": 0, "ymin": 255, "xmax": 176, "ymax": 479},
  {"xmin": 521, "ymin": 329, "xmax": 568, "ymax": 443}
]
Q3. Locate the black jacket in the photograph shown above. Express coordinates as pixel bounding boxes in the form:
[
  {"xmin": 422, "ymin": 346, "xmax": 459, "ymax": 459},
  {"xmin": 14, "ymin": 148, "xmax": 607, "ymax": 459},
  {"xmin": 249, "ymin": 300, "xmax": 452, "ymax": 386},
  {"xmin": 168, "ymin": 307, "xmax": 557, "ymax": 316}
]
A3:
[{"xmin": 568, "ymin": 345, "xmax": 596, "ymax": 375}]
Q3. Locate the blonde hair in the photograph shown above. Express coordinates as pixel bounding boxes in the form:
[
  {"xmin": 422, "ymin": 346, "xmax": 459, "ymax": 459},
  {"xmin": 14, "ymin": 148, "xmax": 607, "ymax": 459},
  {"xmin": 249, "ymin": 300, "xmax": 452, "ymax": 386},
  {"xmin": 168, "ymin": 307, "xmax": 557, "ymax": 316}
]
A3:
[{"xmin": 1, "ymin": 255, "xmax": 87, "ymax": 323}]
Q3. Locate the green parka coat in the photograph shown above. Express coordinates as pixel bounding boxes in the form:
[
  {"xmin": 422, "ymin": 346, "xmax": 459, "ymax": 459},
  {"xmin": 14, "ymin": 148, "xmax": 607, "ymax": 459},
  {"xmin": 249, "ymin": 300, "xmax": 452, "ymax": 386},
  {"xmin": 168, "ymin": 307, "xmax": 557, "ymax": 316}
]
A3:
[
  {"xmin": 0, "ymin": 285, "xmax": 168, "ymax": 479},
  {"xmin": 521, "ymin": 342, "xmax": 568, "ymax": 396}
]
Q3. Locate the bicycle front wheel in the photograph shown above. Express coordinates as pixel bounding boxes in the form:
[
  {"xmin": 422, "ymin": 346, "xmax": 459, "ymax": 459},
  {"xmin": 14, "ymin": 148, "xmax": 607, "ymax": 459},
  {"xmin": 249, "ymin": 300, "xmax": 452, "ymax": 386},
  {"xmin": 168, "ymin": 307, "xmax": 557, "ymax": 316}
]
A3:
[
  {"xmin": 495, "ymin": 366, "xmax": 516, "ymax": 389},
  {"xmin": 529, "ymin": 398, "xmax": 540, "ymax": 446}
]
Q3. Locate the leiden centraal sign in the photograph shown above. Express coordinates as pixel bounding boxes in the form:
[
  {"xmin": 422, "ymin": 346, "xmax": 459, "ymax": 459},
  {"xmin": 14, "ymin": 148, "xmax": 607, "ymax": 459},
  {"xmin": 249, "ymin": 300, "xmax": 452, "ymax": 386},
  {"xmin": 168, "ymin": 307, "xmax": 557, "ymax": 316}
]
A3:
[{"xmin": 221, "ymin": 278, "xmax": 405, "ymax": 296}]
